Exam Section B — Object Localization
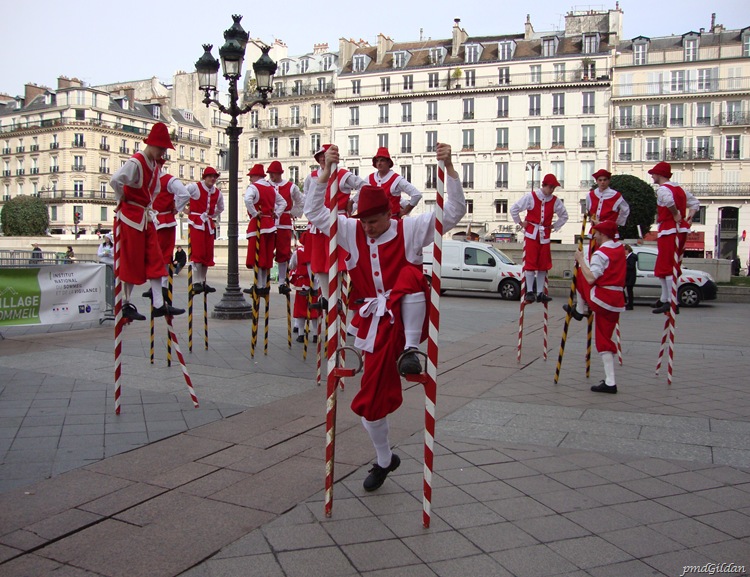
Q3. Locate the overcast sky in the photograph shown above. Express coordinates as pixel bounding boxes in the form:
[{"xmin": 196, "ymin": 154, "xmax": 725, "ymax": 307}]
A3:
[{"xmin": 2, "ymin": 0, "xmax": 746, "ymax": 96}]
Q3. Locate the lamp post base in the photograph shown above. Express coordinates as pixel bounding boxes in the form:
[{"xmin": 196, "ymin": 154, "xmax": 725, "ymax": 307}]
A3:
[{"xmin": 212, "ymin": 289, "xmax": 253, "ymax": 319}]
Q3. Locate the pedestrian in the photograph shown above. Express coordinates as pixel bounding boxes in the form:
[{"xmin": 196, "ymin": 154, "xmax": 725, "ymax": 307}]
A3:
[
  {"xmin": 289, "ymin": 235, "xmax": 320, "ymax": 342},
  {"xmin": 647, "ymin": 162, "xmax": 700, "ymax": 314},
  {"xmin": 97, "ymin": 235, "xmax": 114, "ymax": 266},
  {"xmin": 243, "ymin": 164, "xmax": 285, "ymax": 295},
  {"xmin": 624, "ymin": 244, "xmax": 638, "ymax": 310},
  {"xmin": 186, "ymin": 167, "xmax": 224, "ymax": 294},
  {"xmin": 565, "ymin": 220, "xmax": 626, "ymax": 393},
  {"xmin": 109, "ymin": 122, "xmax": 185, "ymax": 319},
  {"xmin": 267, "ymin": 160, "xmax": 304, "ymax": 294},
  {"xmin": 365, "ymin": 147, "xmax": 422, "ymax": 219},
  {"xmin": 65, "ymin": 246, "xmax": 76, "ymax": 263},
  {"xmin": 172, "ymin": 246, "xmax": 187, "ymax": 276},
  {"xmin": 510, "ymin": 174, "xmax": 569, "ymax": 303},
  {"xmin": 30, "ymin": 243, "xmax": 43, "ymax": 264},
  {"xmin": 304, "ymin": 142, "xmax": 466, "ymax": 492},
  {"xmin": 586, "ymin": 169, "xmax": 629, "ymax": 254},
  {"xmin": 731, "ymin": 256, "xmax": 741, "ymax": 276}
]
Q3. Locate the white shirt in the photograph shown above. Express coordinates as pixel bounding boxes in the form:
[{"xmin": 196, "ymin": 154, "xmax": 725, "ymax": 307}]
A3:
[
  {"xmin": 244, "ymin": 180, "xmax": 286, "ymax": 218},
  {"xmin": 586, "ymin": 187, "xmax": 630, "ymax": 226},
  {"xmin": 109, "ymin": 154, "xmax": 160, "ymax": 203},
  {"xmin": 510, "ymin": 190, "xmax": 569, "ymax": 232},
  {"xmin": 186, "ymin": 181, "xmax": 225, "ymax": 217}
]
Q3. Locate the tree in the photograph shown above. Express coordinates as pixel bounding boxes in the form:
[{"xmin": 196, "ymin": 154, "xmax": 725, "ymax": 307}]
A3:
[
  {"xmin": 610, "ymin": 174, "xmax": 657, "ymax": 240},
  {"xmin": 0, "ymin": 195, "xmax": 50, "ymax": 236}
]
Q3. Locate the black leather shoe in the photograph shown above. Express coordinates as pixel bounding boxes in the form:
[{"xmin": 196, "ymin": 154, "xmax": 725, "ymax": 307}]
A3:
[
  {"xmin": 309, "ymin": 297, "xmax": 328, "ymax": 312},
  {"xmin": 524, "ymin": 292, "xmax": 536, "ymax": 303},
  {"xmin": 141, "ymin": 288, "xmax": 153, "ymax": 298},
  {"xmin": 242, "ymin": 287, "xmax": 254, "ymax": 294},
  {"xmin": 293, "ymin": 326, "xmax": 299, "ymax": 334},
  {"xmin": 203, "ymin": 283, "xmax": 217, "ymax": 294},
  {"xmin": 279, "ymin": 283, "xmax": 292, "ymax": 296},
  {"xmin": 537, "ymin": 292, "xmax": 552, "ymax": 303},
  {"xmin": 296, "ymin": 334, "xmax": 305, "ymax": 343},
  {"xmin": 651, "ymin": 299, "xmax": 664, "ymax": 309},
  {"xmin": 563, "ymin": 304, "xmax": 585, "ymax": 321},
  {"xmin": 652, "ymin": 303, "xmax": 670, "ymax": 314},
  {"xmin": 363, "ymin": 453, "xmax": 400, "ymax": 492},
  {"xmin": 192, "ymin": 282, "xmax": 204, "ymax": 295},
  {"xmin": 398, "ymin": 348, "xmax": 422, "ymax": 375},
  {"xmin": 152, "ymin": 304, "xmax": 185, "ymax": 318},
  {"xmin": 122, "ymin": 303, "xmax": 146, "ymax": 321},
  {"xmin": 591, "ymin": 380, "xmax": 617, "ymax": 394}
]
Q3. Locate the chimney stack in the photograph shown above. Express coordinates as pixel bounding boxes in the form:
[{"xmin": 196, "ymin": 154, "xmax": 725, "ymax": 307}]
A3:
[{"xmin": 24, "ymin": 83, "xmax": 47, "ymax": 104}]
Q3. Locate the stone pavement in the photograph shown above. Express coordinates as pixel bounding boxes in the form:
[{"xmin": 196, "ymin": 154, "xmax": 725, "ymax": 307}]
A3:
[{"xmin": 0, "ymin": 276, "xmax": 748, "ymax": 577}]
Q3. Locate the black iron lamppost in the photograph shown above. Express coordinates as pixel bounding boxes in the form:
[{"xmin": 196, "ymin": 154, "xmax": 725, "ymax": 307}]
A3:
[{"xmin": 195, "ymin": 15, "xmax": 277, "ymax": 320}]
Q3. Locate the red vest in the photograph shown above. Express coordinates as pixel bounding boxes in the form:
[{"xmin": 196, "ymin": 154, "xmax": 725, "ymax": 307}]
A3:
[
  {"xmin": 524, "ymin": 193, "xmax": 557, "ymax": 243},
  {"xmin": 153, "ymin": 174, "xmax": 176, "ymax": 229},
  {"xmin": 657, "ymin": 184, "xmax": 688, "ymax": 235},
  {"xmin": 369, "ymin": 172, "xmax": 402, "ymax": 217},
  {"xmin": 275, "ymin": 180, "xmax": 295, "ymax": 228},
  {"xmin": 591, "ymin": 243, "xmax": 626, "ymax": 311},
  {"xmin": 249, "ymin": 180, "xmax": 277, "ymax": 234},
  {"xmin": 324, "ymin": 169, "xmax": 351, "ymax": 212},
  {"xmin": 119, "ymin": 153, "xmax": 159, "ymax": 231},
  {"xmin": 588, "ymin": 189, "xmax": 623, "ymax": 225},
  {"xmin": 188, "ymin": 182, "xmax": 220, "ymax": 233}
]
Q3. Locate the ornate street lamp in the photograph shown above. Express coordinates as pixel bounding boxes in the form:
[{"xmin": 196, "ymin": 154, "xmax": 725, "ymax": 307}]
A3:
[
  {"xmin": 195, "ymin": 15, "xmax": 277, "ymax": 320},
  {"xmin": 525, "ymin": 161, "xmax": 541, "ymax": 193}
]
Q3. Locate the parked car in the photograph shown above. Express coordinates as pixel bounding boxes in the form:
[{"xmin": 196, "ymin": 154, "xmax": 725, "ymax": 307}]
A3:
[
  {"xmin": 422, "ymin": 240, "xmax": 523, "ymax": 300},
  {"xmin": 630, "ymin": 245, "xmax": 717, "ymax": 307}
]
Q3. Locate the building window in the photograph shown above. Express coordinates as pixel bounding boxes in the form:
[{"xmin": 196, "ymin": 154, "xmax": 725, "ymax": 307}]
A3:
[
  {"xmin": 491, "ymin": 97, "xmax": 508, "ymax": 121},
  {"xmin": 378, "ymin": 133, "xmax": 389, "ymax": 148},
  {"xmin": 583, "ymin": 34, "xmax": 599, "ymax": 54},
  {"xmin": 461, "ymin": 129, "xmax": 474, "ymax": 151},
  {"xmin": 250, "ymin": 110, "xmax": 259, "ymax": 128},
  {"xmin": 351, "ymin": 80, "xmax": 361, "ymax": 95},
  {"xmin": 378, "ymin": 103, "xmax": 389, "ymax": 124},
  {"xmin": 646, "ymin": 104, "xmax": 661, "ymax": 127},
  {"xmin": 726, "ymin": 135, "xmax": 740, "ymax": 160},
  {"xmin": 725, "ymin": 101, "xmax": 742, "ymax": 125},
  {"xmin": 402, "ymin": 102, "xmax": 412, "ymax": 122},
  {"xmin": 582, "ymin": 92, "xmax": 595, "ymax": 114},
  {"xmin": 401, "ymin": 165, "xmax": 411, "ymax": 181},
  {"xmin": 465, "ymin": 45, "xmax": 479, "ymax": 64},
  {"xmin": 73, "ymin": 133, "xmax": 85, "ymax": 147},
  {"xmin": 496, "ymin": 127, "xmax": 508, "ymax": 150},
  {"xmin": 634, "ymin": 42, "xmax": 648, "ymax": 65},
  {"xmin": 552, "ymin": 126, "xmax": 565, "ymax": 148},
  {"xmin": 495, "ymin": 163, "xmax": 508, "ymax": 189},
  {"xmin": 425, "ymin": 164, "xmax": 436, "ymax": 188},
  {"xmin": 462, "ymin": 98, "xmax": 474, "ymax": 120},
  {"xmin": 466, "ymin": 199, "xmax": 473, "ymax": 214},
  {"xmin": 582, "ymin": 125, "xmax": 595, "ymax": 148},
  {"xmin": 403, "ymin": 74, "xmax": 413, "ymax": 90},
  {"xmin": 289, "ymin": 166, "xmax": 300, "ymax": 184},
  {"xmin": 696, "ymin": 136, "xmax": 711, "ymax": 158},
  {"xmin": 670, "ymin": 103, "xmax": 684, "ymax": 126},
  {"xmin": 618, "ymin": 139, "xmax": 632, "ymax": 161},
  {"xmin": 646, "ymin": 138, "xmax": 660, "ymax": 161},
  {"xmin": 249, "ymin": 138, "xmax": 258, "ymax": 159},
  {"xmin": 697, "ymin": 68, "xmax": 713, "ymax": 91},
  {"xmin": 279, "ymin": 60, "xmax": 290, "ymax": 75},
  {"xmin": 348, "ymin": 135, "xmax": 359, "ymax": 156},
  {"xmin": 498, "ymin": 67, "xmax": 510, "ymax": 85},
  {"xmin": 269, "ymin": 108, "xmax": 279, "ymax": 128},
  {"xmin": 426, "ymin": 131, "xmax": 438, "ymax": 152},
  {"xmin": 380, "ymin": 77, "xmax": 391, "ymax": 93},
  {"xmin": 289, "ymin": 137, "xmax": 300, "ymax": 157},
  {"xmin": 290, "ymin": 106, "xmax": 300, "ymax": 126},
  {"xmin": 311, "ymin": 134, "xmax": 321, "ymax": 154},
  {"xmin": 268, "ymin": 137, "xmax": 278, "ymax": 158},
  {"xmin": 670, "ymin": 70, "xmax": 686, "ymax": 92},
  {"xmin": 311, "ymin": 104, "xmax": 321, "ymax": 124},
  {"xmin": 684, "ymin": 38, "xmax": 698, "ymax": 62},
  {"xmin": 498, "ymin": 41, "xmax": 514, "ymax": 60},
  {"xmin": 428, "ymin": 72, "xmax": 440, "ymax": 89},
  {"xmin": 401, "ymin": 132, "xmax": 412, "ymax": 153},
  {"xmin": 73, "ymin": 181, "xmax": 84, "ymax": 197},
  {"xmin": 393, "ymin": 51, "xmax": 407, "ymax": 68},
  {"xmin": 317, "ymin": 77, "xmax": 327, "ymax": 93},
  {"xmin": 465, "ymin": 69, "xmax": 476, "ymax": 87},
  {"xmin": 530, "ymin": 65, "xmax": 541, "ymax": 83},
  {"xmin": 322, "ymin": 55, "xmax": 334, "ymax": 71},
  {"xmin": 299, "ymin": 59, "xmax": 309, "ymax": 73},
  {"xmin": 429, "ymin": 47, "xmax": 445, "ymax": 65},
  {"xmin": 427, "ymin": 100, "xmax": 438, "ymax": 121},
  {"xmin": 528, "ymin": 126, "xmax": 540, "ymax": 148},
  {"xmin": 529, "ymin": 94, "xmax": 540, "ymax": 116},
  {"xmin": 349, "ymin": 106, "xmax": 359, "ymax": 126},
  {"xmin": 552, "ymin": 93, "xmax": 565, "ymax": 115},
  {"xmin": 696, "ymin": 102, "xmax": 711, "ymax": 126},
  {"xmin": 550, "ymin": 161, "xmax": 564, "ymax": 188},
  {"xmin": 461, "ymin": 164, "xmax": 474, "ymax": 189},
  {"xmin": 542, "ymin": 38, "xmax": 557, "ymax": 57},
  {"xmin": 50, "ymin": 205, "xmax": 57, "ymax": 220}
]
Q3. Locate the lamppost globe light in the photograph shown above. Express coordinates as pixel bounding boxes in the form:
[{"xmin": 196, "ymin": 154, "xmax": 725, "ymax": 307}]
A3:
[
  {"xmin": 253, "ymin": 46, "xmax": 278, "ymax": 94},
  {"xmin": 219, "ymin": 38, "xmax": 245, "ymax": 80},
  {"xmin": 195, "ymin": 44, "xmax": 220, "ymax": 92},
  {"xmin": 224, "ymin": 14, "xmax": 250, "ymax": 50}
]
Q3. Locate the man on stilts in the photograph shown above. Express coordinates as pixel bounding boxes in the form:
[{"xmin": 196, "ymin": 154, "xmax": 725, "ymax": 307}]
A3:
[
  {"xmin": 586, "ymin": 169, "xmax": 629, "ymax": 253},
  {"xmin": 186, "ymin": 167, "xmax": 224, "ymax": 294},
  {"xmin": 510, "ymin": 174, "xmax": 568, "ymax": 303},
  {"xmin": 304, "ymin": 142, "xmax": 465, "ymax": 491},
  {"xmin": 267, "ymin": 160, "xmax": 304, "ymax": 294},
  {"xmin": 109, "ymin": 122, "xmax": 185, "ymax": 320},
  {"xmin": 362, "ymin": 147, "xmax": 422, "ymax": 219}
]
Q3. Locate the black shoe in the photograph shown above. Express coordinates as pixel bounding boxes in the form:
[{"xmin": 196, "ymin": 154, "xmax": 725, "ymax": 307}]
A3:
[
  {"xmin": 309, "ymin": 297, "xmax": 328, "ymax": 312},
  {"xmin": 563, "ymin": 303, "xmax": 585, "ymax": 322},
  {"xmin": 652, "ymin": 303, "xmax": 670, "ymax": 314},
  {"xmin": 141, "ymin": 288, "xmax": 153, "ymax": 298},
  {"xmin": 242, "ymin": 287, "xmax": 254, "ymax": 294},
  {"xmin": 524, "ymin": 292, "xmax": 536, "ymax": 303},
  {"xmin": 192, "ymin": 282, "xmax": 204, "ymax": 295},
  {"xmin": 651, "ymin": 299, "xmax": 664, "ymax": 309},
  {"xmin": 296, "ymin": 334, "xmax": 305, "ymax": 343},
  {"xmin": 625, "ymin": 305, "xmax": 634, "ymax": 311},
  {"xmin": 363, "ymin": 453, "xmax": 401, "ymax": 492},
  {"xmin": 203, "ymin": 283, "xmax": 216, "ymax": 294},
  {"xmin": 398, "ymin": 347, "xmax": 422, "ymax": 375},
  {"xmin": 122, "ymin": 303, "xmax": 146, "ymax": 321},
  {"xmin": 279, "ymin": 283, "xmax": 291, "ymax": 296},
  {"xmin": 591, "ymin": 380, "xmax": 617, "ymax": 394},
  {"xmin": 152, "ymin": 304, "xmax": 185, "ymax": 318},
  {"xmin": 293, "ymin": 326, "xmax": 299, "ymax": 334},
  {"xmin": 537, "ymin": 293, "xmax": 552, "ymax": 304}
]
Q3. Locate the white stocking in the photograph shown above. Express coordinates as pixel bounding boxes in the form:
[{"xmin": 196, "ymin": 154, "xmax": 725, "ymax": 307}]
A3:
[
  {"xmin": 123, "ymin": 282, "xmax": 133, "ymax": 303},
  {"xmin": 361, "ymin": 416, "xmax": 392, "ymax": 468},
  {"xmin": 401, "ymin": 293, "xmax": 426, "ymax": 349},
  {"xmin": 150, "ymin": 278, "xmax": 164, "ymax": 308},
  {"xmin": 278, "ymin": 261, "xmax": 289, "ymax": 282},
  {"xmin": 524, "ymin": 271, "xmax": 535, "ymax": 294},
  {"xmin": 535, "ymin": 271, "xmax": 547, "ymax": 294},
  {"xmin": 601, "ymin": 352, "xmax": 616, "ymax": 386},
  {"xmin": 659, "ymin": 278, "xmax": 669, "ymax": 302}
]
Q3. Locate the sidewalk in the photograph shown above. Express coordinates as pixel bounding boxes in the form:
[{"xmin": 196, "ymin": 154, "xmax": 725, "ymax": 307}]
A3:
[{"xmin": 0, "ymin": 283, "xmax": 748, "ymax": 577}]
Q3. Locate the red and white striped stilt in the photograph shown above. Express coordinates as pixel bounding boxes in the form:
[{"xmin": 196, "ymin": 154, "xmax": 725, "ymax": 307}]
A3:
[
  {"xmin": 113, "ymin": 216, "xmax": 124, "ymax": 415},
  {"xmin": 324, "ymin": 163, "xmax": 341, "ymax": 517},
  {"xmin": 421, "ymin": 159, "xmax": 446, "ymax": 529},
  {"xmin": 656, "ymin": 234, "xmax": 680, "ymax": 385},
  {"xmin": 615, "ymin": 322, "xmax": 623, "ymax": 366},
  {"xmin": 164, "ymin": 314, "xmax": 199, "ymax": 407},
  {"xmin": 542, "ymin": 275, "xmax": 549, "ymax": 361},
  {"xmin": 516, "ymin": 243, "xmax": 527, "ymax": 363}
]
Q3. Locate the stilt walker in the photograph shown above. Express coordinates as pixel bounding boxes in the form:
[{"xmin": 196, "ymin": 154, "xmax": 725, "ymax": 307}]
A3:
[{"xmin": 555, "ymin": 216, "xmax": 587, "ymax": 384}]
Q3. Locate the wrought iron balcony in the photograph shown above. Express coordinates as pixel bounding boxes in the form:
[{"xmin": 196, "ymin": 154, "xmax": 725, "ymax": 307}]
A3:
[
  {"xmin": 612, "ymin": 116, "xmax": 666, "ymax": 130},
  {"xmin": 719, "ymin": 112, "xmax": 750, "ymax": 126},
  {"xmin": 495, "ymin": 180, "xmax": 508, "ymax": 188},
  {"xmin": 99, "ymin": 143, "xmax": 110, "ymax": 151},
  {"xmin": 663, "ymin": 147, "xmax": 714, "ymax": 161},
  {"xmin": 71, "ymin": 164, "xmax": 86, "ymax": 171},
  {"xmin": 690, "ymin": 183, "xmax": 750, "ymax": 196}
]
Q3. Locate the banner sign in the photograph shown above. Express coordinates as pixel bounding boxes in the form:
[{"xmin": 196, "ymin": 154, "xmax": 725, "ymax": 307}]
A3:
[{"xmin": 0, "ymin": 263, "xmax": 106, "ymax": 326}]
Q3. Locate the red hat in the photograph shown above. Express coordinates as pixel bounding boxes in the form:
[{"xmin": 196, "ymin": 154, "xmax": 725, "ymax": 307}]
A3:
[
  {"xmin": 143, "ymin": 122, "xmax": 174, "ymax": 149},
  {"xmin": 247, "ymin": 164, "xmax": 265, "ymax": 177},
  {"xmin": 593, "ymin": 220, "xmax": 618, "ymax": 239},
  {"xmin": 313, "ymin": 144, "xmax": 332, "ymax": 161},
  {"xmin": 372, "ymin": 147, "xmax": 393, "ymax": 168},
  {"xmin": 648, "ymin": 161, "xmax": 672, "ymax": 179},
  {"xmin": 353, "ymin": 186, "xmax": 390, "ymax": 219},
  {"xmin": 267, "ymin": 160, "xmax": 284, "ymax": 174},
  {"xmin": 542, "ymin": 174, "xmax": 561, "ymax": 188},
  {"xmin": 592, "ymin": 169, "xmax": 612, "ymax": 179},
  {"xmin": 202, "ymin": 167, "xmax": 219, "ymax": 179}
]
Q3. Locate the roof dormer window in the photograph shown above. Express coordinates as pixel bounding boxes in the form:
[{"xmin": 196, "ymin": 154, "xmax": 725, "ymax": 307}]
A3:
[
  {"xmin": 542, "ymin": 37, "xmax": 559, "ymax": 57},
  {"xmin": 683, "ymin": 32, "xmax": 700, "ymax": 62},
  {"xmin": 742, "ymin": 28, "xmax": 750, "ymax": 57},
  {"xmin": 582, "ymin": 33, "xmax": 599, "ymax": 54},
  {"xmin": 429, "ymin": 47, "xmax": 446, "ymax": 65},
  {"xmin": 322, "ymin": 54, "xmax": 335, "ymax": 71},
  {"xmin": 633, "ymin": 37, "xmax": 650, "ymax": 65},
  {"xmin": 498, "ymin": 41, "xmax": 516, "ymax": 61},
  {"xmin": 279, "ymin": 60, "xmax": 290, "ymax": 76},
  {"xmin": 393, "ymin": 51, "xmax": 408, "ymax": 69},
  {"xmin": 465, "ymin": 44, "xmax": 480, "ymax": 64},
  {"xmin": 299, "ymin": 59, "xmax": 310, "ymax": 74},
  {"xmin": 353, "ymin": 54, "xmax": 367, "ymax": 72}
]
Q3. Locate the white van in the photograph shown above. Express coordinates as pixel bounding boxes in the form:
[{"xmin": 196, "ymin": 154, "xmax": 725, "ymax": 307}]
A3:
[{"xmin": 421, "ymin": 240, "xmax": 523, "ymax": 300}]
